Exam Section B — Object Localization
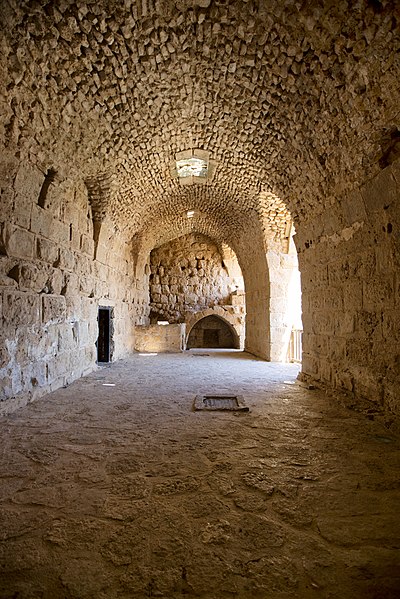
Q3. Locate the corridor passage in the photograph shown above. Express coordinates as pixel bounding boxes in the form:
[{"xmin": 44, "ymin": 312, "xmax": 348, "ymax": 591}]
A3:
[{"xmin": 0, "ymin": 351, "xmax": 399, "ymax": 599}]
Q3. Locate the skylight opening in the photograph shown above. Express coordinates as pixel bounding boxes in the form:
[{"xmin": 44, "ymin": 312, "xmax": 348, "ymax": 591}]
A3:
[{"xmin": 176, "ymin": 157, "xmax": 208, "ymax": 178}]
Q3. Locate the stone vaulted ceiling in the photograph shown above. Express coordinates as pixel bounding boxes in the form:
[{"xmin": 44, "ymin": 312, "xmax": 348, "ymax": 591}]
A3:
[{"xmin": 1, "ymin": 0, "xmax": 399, "ymax": 251}]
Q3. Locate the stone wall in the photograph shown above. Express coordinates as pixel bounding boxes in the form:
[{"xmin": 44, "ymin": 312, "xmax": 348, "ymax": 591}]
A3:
[
  {"xmin": 149, "ymin": 233, "xmax": 238, "ymax": 323},
  {"xmin": 296, "ymin": 157, "xmax": 400, "ymax": 417},
  {"xmin": 0, "ymin": 154, "xmax": 138, "ymax": 415},
  {"xmin": 1, "ymin": 1, "xmax": 398, "ymax": 419},
  {"xmin": 135, "ymin": 323, "xmax": 186, "ymax": 353},
  {"xmin": 234, "ymin": 219, "xmax": 271, "ymax": 360}
]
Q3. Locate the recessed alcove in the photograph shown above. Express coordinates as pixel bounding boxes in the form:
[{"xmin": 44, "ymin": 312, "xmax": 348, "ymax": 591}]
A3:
[{"xmin": 187, "ymin": 314, "xmax": 239, "ymax": 349}]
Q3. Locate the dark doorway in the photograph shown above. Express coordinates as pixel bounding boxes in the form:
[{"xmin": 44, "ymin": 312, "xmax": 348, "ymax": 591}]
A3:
[{"xmin": 97, "ymin": 307, "xmax": 111, "ymax": 363}]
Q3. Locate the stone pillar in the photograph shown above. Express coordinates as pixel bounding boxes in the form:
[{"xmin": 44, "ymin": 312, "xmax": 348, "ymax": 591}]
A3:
[{"xmin": 267, "ymin": 243, "xmax": 302, "ymax": 362}]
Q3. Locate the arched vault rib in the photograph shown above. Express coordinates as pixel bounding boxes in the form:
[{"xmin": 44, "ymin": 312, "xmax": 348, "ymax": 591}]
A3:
[
  {"xmin": 132, "ymin": 206, "xmax": 272, "ymax": 359},
  {"xmin": 112, "ymin": 179, "xmax": 263, "ymax": 237},
  {"xmin": 133, "ymin": 212, "xmax": 246, "ymax": 277},
  {"xmin": 2, "ymin": 0, "xmax": 398, "ymax": 229},
  {"xmin": 87, "ymin": 170, "xmax": 291, "ymax": 255}
]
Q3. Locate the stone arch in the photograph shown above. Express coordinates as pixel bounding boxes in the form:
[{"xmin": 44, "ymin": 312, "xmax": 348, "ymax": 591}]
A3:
[
  {"xmin": 132, "ymin": 209, "xmax": 270, "ymax": 358},
  {"xmin": 186, "ymin": 308, "xmax": 243, "ymax": 350}
]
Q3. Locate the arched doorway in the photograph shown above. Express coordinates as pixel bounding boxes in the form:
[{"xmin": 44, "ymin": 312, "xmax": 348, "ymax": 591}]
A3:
[{"xmin": 187, "ymin": 315, "xmax": 239, "ymax": 349}]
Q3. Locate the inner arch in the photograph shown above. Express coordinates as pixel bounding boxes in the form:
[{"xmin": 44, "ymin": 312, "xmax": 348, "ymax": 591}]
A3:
[{"xmin": 187, "ymin": 315, "xmax": 239, "ymax": 350}]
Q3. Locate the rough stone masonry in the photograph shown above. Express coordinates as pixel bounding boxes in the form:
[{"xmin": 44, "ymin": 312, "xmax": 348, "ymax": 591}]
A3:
[{"xmin": 0, "ymin": 0, "xmax": 399, "ymax": 420}]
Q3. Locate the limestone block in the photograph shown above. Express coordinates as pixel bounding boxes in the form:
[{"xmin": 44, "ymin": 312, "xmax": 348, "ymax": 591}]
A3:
[
  {"xmin": 42, "ymin": 295, "xmax": 66, "ymax": 324},
  {"xmin": 341, "ymin": 190, "xmax": 367, "ymax": 225},
  {"xmin": 135, "ymin": 323, "xmax": 185, "ymax": 352},
  {"xmin": 0, "ymin": 223, "xmax": 6, "ymax": 256},
  {"xmin": 302, "ymin": 354, "xmax": 319, "ymax": 376},
  {"xmin": 3, "ymin": 291, "xmax": 40, "ymax": 326},
  {"xmin": 390, "ymin": 157, "xmax": 400, "ymax": 186},
  {"xmin": 79, "ymin": 298, "xmax": 96, "ymax": 322},
  {"xmin": 13, "ymin": 164, "xmax": 43, "ymax": 229},
  {"xmin": 46, "ymin": 352, "xmax": 71, "ymax": 384},
  {"xmin": 56, "ymin": 323, "xmax": 77, "ymax": 352},
  {"xmin": 361, "ymin": 169, "xmax": 397, "ymax": 215},
  {"xmin": 37, "ymin": 237, "xmax": 59, "ymax": 264},
  {"xmin": 363, "ymin": 276, "xmax": 395, "ymax": 311},
  {"xmin": 343, "ymin": 279, "xmax": 363, "ymax": 312},
  {"xmin": 53, "ymin": 220, "xmax": 74, "ymax": 254},
  {"xmin": 336, "ymin": 312, "xmax": 354, "ymax": 335},
  {"xmin": 0, "ymin": 375, "xmax": 13, "ymax": 401},
  {"xmin": 352, "ymin": 367, "xmax": 384, "ymax": 400},
  {"xmin": 57, "ymin": 248, "xmax": 75, "ymax": 270},
  {"xmin": 62, "ymin": 272, "xmax": 79, "ymax": 296},
  {"xmin": 80, "ymin": 233, "xmax": 94, "ymax": 256},
  {"xmin": 24, "ymin": 360, "xmax": 47, "ymax": 390},
  {"xmin": 4, "ymin": 225, "xmax": 35, "ymax": 260},
  {"xmin": 15, "ymin": 329, "xmax": 39, "ymax": 364},
  {"xmin": 324, "ymin": 290, "xmax": 343, "ymax": 311},
  {"xmin": 44, "ymin": 268, "xmax": 62, "ymax": 295},
  {"xmin": 345, "ymin": 337, "xmax": 373, "ymax": 366},
  {"xmin": 333, "ymin": 369, "xmax": 354, "ymax": 392},
  {"xmin": 70, "ymin": 226, "xmax": 81, "ymax": 251},
  {"xmin": 355, "ymin": 310, "xmax": 382, "ymax": 340},
  {"xmin": 185, "ymin": 293, "xmax": 198, "ymax": 303},
  {"xmin": 314, "ymin": 312, "xmax": 334, "ymax": 336},
  {"xmin": 10, "ymin": 363, "xmax": 23, "ymax": 395},
  {"xmin": 231, "ymin": 293, "xmax": 245, "ymax": 306},
  {"xmin": 9, "ymin": 262, "xmax": 50, "ymax": 293},
  {"xmin": 34, "ymin": 324, "xmax": 58, "ymax": 357},
  {"xmin": 0, "ymin": 337, "xmax": 10, "ymax": 368},
  {"xmin": 30, "ymin": 205, "xmax": 54, "ymax": 238},
  {"xmin": 0, "ymin": 269, "xmax": 18, "ymax": 288}
]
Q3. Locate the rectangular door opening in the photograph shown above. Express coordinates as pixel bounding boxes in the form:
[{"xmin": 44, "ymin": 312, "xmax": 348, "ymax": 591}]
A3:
[{"xmin": 97, "ymin": 307, "xmax": 112, "ymax": 363}]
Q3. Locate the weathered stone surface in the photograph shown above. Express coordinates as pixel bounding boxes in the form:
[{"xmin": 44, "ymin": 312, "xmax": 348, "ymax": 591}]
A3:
[
  {"xmin": 4, "ymin": 225, "xmax": 35, "ymax": 260},
  {"xmin": 42, "ymin": 295, "xmax": 66, "ymax": 324},
  {"xmin": 0, "ymin": 1, "xmax": 399, "ymax": 418},
  {"xmin": 0, "ymin": 353, "xmax": 399, "ymax": 597},
  {"xmin": 135, "ymin": 323, "xmax": 186, "ymax": 353},
  {"xmin": 2, "ymin": 291, "xmax": 40, "ymax": 326},
  {"xmin": 0, "ymin": 172, "xmax": 138, "ymax": 411},
  {"xmin": 149, "ymin": 233, "xmax": 241, "ymax": 323}
]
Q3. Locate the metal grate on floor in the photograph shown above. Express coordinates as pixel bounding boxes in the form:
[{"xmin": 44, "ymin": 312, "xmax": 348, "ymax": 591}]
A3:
[{"xmin": 194, "ymin": 394, "xmax": 249, "ymax": 412}]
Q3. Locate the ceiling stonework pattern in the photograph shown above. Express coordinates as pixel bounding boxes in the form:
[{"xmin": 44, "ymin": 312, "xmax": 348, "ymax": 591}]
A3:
[{"xmin": 0, "ymin": 0, "xmax": 399, "ymax": 248}]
